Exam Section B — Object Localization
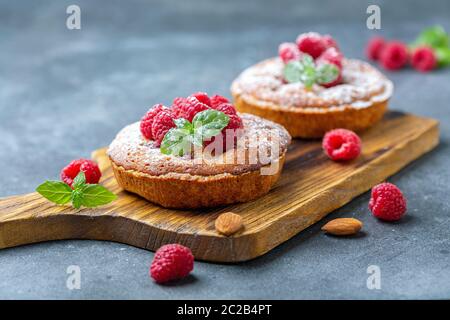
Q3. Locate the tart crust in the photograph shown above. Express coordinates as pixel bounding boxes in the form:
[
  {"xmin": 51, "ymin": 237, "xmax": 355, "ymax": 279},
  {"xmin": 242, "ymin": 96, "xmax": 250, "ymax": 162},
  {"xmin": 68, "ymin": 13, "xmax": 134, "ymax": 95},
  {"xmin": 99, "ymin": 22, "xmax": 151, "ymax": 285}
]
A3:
[
  {"xmin": 231, "ymin": 58, "xmax": 393, "ymax": 138},
  {"xmin": 110, "ymin": 154, "xmax": 285, "ymax": 208}
]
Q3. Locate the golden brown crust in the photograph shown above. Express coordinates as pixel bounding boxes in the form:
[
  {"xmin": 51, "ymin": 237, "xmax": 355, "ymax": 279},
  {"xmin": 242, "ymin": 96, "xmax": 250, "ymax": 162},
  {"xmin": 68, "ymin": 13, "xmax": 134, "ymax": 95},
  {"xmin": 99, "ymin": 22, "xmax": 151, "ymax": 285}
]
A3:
[
  {"xmin": 110, "ymin": 153, "xmax": 286, "ymax": 209},
  {"xmin": 232, "ymin": 92, "xmax": 388, "ymax": 138}
]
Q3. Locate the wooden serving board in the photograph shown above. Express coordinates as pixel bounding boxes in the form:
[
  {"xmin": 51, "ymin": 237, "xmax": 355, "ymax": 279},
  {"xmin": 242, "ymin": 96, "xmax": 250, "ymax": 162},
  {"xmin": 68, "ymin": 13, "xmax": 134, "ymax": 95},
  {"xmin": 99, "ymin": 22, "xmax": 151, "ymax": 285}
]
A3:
[{"xmin": 0, "ymin": 112, "xmax": 439, "ymax": 262}]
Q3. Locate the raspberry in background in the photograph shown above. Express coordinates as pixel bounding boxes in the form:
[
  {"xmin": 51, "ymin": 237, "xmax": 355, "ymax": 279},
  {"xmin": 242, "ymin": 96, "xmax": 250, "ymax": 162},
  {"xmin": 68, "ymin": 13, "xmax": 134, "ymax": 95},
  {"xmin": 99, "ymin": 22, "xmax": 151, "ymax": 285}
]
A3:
[
  {"xmin": 140, "ymin": 104, "xmax": 166, "ymax": 140},
  {"xmin": 379, "ymin": 41, "xmax": 409, "ymax": 70},
  {"xmin": 296, "ymin": 32, "xmax": 327, "ymax": 59},
  {"xmin": 369, "ymin": 182, "xmax": 407, "ymax": 221},
  {"xmin": 192, "ymin": 92, "xmax": 211, "ymax": 107},
  {"xmin": 150, "ymin": 244, "xmax": 194, "ymax": 283},
  {"xmin": 366, "ymin": 36, "xmax": 386, "ymax": 61},
  {"xmin": 151, "ymin": 109, "xmax": 176, "ymax": 147},
  {"xmin": 411, "ymin": 46, "xmax": 437, "ymax": 72},
  {"xmin": 210, "ymin": 95, "xmax": 230, "ymax": 109},
  {"xmin": 322, "ymin": 129, "xmax": 361, "ymax": 161},
  {"xmin": 61, "ymin": 159, "xmax": 102, "ymax": 187},
  {"xmin": 279, "ymin": 42, "xmax": 301, "ymax": 63}
]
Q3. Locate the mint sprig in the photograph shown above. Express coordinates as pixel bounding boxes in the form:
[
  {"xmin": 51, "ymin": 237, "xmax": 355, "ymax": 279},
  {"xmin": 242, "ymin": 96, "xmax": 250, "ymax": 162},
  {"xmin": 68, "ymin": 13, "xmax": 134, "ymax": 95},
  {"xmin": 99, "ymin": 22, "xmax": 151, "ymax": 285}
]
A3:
[
  {"xmin": 160, "ymin": 109, "xmax": 230, "ymax": 156},
  {"xmin": 283, "ymin": 54, "xmax": 339, "ymax": 89},
  {"xmin": 36, "ymin": 172, "xmax": 117, "ymax": 209},
  {"xmin": 411, "ymin": 25, "xmax": 450, "ymax": 67}
]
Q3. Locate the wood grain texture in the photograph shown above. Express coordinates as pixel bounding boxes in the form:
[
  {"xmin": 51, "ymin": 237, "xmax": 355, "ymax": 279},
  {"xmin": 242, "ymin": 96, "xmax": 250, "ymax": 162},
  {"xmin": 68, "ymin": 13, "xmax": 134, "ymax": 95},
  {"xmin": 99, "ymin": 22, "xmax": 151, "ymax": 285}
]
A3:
[{"xmin": 0, "ymin": 112, "xmax": 439, "ymax": 262}]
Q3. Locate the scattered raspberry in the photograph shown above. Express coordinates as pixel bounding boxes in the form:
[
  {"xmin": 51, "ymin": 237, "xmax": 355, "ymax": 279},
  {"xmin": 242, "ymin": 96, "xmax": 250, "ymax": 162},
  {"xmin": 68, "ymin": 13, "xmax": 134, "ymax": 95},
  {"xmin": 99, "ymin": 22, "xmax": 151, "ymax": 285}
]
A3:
[
  {"xmin": 369, "ymin": 182, "xmax": 407, "ymax": 221},
  {"xmin": 322, "ymin": 129, "xmax": 361, "ymax": 161},
  {"xmin": 151, "ymin": 109, "xmax": 176, "ymax": 147},
  {"xmin": 411, "ymin": 46, "xmax": 437, "ymax": 72},
  {"xmin": 192, "ymin": 92, "xmax": 211, "ymax": 107},
  {"xmin": 172, "ymin": 96, "xmax": 209, "ymax": 122},
  {"xmin": 296, "ymin": 32, "xmax": 327, "ymax": 59},
  {"xmin": 210, "ymin": 95, "xmax": 230, "ymax": 109},
  {"xmin": 279, "ymin": 42, "xmax": 301, "ymax": 63},
  {"xmin": 140, "ymin": 104, "xmax": 166, "ymax": 140},
  {"xmin": 379, "ymin": 41, "xmax": 409, "ymax": 70},
  {"xmin": 317, "ymin": 47, "xmax": 343, "ymax": 68},
  {"xmin": 60, "ymin": 159, "xmax": 102, "ymax": 187},
  {"xmin": 366, "ymin": 36, "xmax": 386, "ymax": 61},
  {"xmin": 322, "ymin": 34, "xmax": 339, "ymax": 50},
  {"xmin": 150, "ymin": 244, "xmax": 194, "ymax": 284}
]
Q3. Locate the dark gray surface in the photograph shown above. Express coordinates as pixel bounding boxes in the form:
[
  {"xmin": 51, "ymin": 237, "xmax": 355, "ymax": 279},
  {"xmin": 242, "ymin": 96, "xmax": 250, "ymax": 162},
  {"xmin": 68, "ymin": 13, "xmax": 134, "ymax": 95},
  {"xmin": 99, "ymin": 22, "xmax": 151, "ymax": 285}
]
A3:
[{"xmin": 0, "ymin": 0, "xmax": 449, "ymax": 299}]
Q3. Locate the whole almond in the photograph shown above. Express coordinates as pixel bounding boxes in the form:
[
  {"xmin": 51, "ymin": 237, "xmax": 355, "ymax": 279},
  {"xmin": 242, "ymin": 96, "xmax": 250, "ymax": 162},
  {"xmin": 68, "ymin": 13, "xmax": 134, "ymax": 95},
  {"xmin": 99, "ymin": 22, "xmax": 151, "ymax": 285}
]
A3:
[
  {"xmin": 321, "ymin": 218, "xmax": 363, "ymax": 236},
  {"xmin": 215, "ymin": 212, "xmax": 243, "ymax": 236}
]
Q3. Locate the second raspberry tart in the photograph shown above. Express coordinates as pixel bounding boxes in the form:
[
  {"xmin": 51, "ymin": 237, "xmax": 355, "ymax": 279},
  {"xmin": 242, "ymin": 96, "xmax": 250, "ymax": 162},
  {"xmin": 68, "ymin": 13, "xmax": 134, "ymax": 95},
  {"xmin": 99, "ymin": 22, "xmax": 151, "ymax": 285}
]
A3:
[{"xmin": 231, "ymin": 32, "xmax": 394, "ymax": 138}]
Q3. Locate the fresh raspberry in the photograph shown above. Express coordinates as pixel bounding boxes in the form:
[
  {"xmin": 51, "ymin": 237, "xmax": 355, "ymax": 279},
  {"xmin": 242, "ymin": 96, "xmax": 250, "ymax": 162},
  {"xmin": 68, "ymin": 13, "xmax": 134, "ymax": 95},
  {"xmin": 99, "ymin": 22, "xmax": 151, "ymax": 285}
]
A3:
[
  {"xmin": 317, "ymin": 47, "xmax": 343, "ymax": 69},
  {"xmin": 140, "ymin": 104, "xmax": 166, "ymax": 140},
  {"xmin": 172, "ymin": 96, "xmax": 209, "ymax": 122},
  {"xmin": 213, "ymin": 102, "xmax": 237, "ymax": 116},
  {"xmin": 171, "ymin": 97, "xmax": 187, "ymax": 118},
  {"xmin": 411, "ymin": 46, "xmax": 437, "ymax": 72},
  {"xmin": 151, "ymin": 109, "xmax": 176, "ymax": 147},
  {"xmin": 366, "ymin": 36, "xmax": 386, "ymax": 61},
  {"xmin": 322, "ymin": 34, "xmax": 339, "ymax": 50},
  {"xmin": 296, "ymin": 32, "xmax": 327, "ymax": 59},
  {"xmin": 379, "ymin": 41, "xmax": 409, "ymax": 71},
  {"xmin": 60, "ymin": 159, "xmax": 101, "ymax": 187},
  {"xmin": 369, "ymin": 182, "xmax": 407, "ymax": 221},
  {"xmin": 150, "ymin": 244, "xmax": 194, "ymax": 284},
  {"xmin": 322, "ymin": 129, "xmax": 361, "ymax": 161},
  {"xmin": 210, "ymin": 95, "xmax": 230, "ymax": 109},
  {"xmin": 192, "ymin": 92, "xmax": 211, "ymax": 107},
  {"xmin": 278, "ymin": 42, "xmax": 301, "ymax": 63}
]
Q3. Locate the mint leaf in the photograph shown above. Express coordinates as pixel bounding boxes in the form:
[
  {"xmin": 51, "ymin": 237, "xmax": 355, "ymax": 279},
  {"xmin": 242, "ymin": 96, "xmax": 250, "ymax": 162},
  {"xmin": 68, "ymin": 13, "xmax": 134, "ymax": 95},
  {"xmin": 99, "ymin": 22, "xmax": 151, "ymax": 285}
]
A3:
[
  {"xmin": 161, "ymin": 110, "xmax": 230, "ymax": 156},
  {"xmin": 283, "ymin": 54, "xmax": 334, "ymax": 89},
  {"xmin": 72, "ymin": 171, "xmax": 86, "ymax": 189},
  {"xmin": 160, "ymin": 127, "xmax": 193, "ymax": 156},
  {"xmin": 436, "ymin": 47, "xmax": 450, "ymax": 67},
  {"xmin": 71, "ymin": 189, "xmax": 83, "ymax": 209},
  {"xmin": 413, "ymin": 25, "xmax": 449, "ymax": 49},
  {"xmin": 284, "ymin": 61, "xmax": 303, "ymax": 83},
  {"xmin": 36, "ymin": 181, "xmax": 72, "ymax": 205},
  {"xmin": 77, "ymin": 184, "xmax": 117, "ymax": 208},
  {"xmin": 316, "ymin": 63, "xmax": 339, "ymax": 85}
]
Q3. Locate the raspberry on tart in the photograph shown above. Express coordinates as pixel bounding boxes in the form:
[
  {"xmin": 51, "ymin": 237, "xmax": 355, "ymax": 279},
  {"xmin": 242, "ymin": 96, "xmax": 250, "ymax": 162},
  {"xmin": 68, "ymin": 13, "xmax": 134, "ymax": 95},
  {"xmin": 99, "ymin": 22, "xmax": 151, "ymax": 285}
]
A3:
[
  {"xmin": 108, "ymin": 92, "xmax": 291, "ymax": 208},
  {"xmin": 231, "ymin": 32, "xmax": 393, "ymax": 138}
]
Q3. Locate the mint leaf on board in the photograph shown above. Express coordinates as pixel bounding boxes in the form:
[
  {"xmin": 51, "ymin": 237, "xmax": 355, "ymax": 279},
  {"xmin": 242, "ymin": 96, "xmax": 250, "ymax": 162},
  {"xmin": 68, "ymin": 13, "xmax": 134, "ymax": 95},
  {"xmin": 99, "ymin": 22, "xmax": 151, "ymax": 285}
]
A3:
[
  {"xmin": 37, "ymin": 170, "xmax": 117, "ymax": 209},
  {"xmin": 72, "ymin": 171, "xmax": 86, "ymax": 189},
  {"xmin": 36, "ymin": 181, "xmax": 73, "ymax": 205},
  {"xmin": 161, "ymin": 109, "xmax": 230, "ymax": 156},
  {"xmin": 316, "ymin": 63, "xmax": 339, "ymax": 85},
  {"xmin": 76, "ymin": 184, "xmax": 117, "ymax": 208}
]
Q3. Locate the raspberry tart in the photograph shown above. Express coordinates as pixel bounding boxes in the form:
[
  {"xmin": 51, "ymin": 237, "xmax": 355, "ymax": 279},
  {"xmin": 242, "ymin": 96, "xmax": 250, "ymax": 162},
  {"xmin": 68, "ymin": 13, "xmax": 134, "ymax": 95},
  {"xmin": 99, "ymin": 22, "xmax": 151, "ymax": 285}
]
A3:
[
  {"xmin": 107, "ymin": 93, "xmax": 291, "ymax": 208},
  {"xmin": 231, "ymin": 32, "xmax": 393, "ymax": 138}
]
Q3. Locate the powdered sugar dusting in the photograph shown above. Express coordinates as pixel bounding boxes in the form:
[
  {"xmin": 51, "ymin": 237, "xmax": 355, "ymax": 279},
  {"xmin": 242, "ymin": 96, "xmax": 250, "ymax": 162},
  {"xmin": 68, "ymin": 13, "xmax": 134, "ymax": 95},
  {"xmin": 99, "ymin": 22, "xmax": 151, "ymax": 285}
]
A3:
[{"xmin": 107, "ymin": 114, "xmax": 291, "ymax": 177}]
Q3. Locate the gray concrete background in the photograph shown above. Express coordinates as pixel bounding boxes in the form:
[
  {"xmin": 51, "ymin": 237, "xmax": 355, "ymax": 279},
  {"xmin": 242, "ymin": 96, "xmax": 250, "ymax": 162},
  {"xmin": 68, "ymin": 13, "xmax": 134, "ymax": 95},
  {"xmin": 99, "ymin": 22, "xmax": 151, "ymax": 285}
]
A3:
[{"xmin": 0, "ymin": 0, "xmax": 449, "ymax": 299}]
